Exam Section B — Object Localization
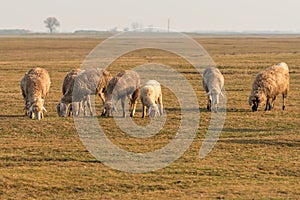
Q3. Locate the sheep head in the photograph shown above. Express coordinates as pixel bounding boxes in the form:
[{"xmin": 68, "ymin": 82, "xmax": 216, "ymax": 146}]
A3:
[
  {"xmin": 147, "ymin": 104, "xmax": 160, "ymax": 117},
  {"xmin": 207, "ymin": 88, "xmax": 223, "ymax": 113},
  {"xmin": 56, "ymin": 102, "xmax": 70, "ymax": 117},
  {"xmin": 103, "ymin": 101, "xmax": 117, "ymax": 117},
  {"xmin": 249, "ymin": 91, "xmax": 266, "ymax": 112},
  {"xmin": 28, "ymin": 98, "xmax": 46, "ymax": 120}
]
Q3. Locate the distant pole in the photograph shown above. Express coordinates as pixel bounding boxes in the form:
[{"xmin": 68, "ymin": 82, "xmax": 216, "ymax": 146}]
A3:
[{"xmin": 168, "ymin": 18, "xmax": 170, "ymax": 32}]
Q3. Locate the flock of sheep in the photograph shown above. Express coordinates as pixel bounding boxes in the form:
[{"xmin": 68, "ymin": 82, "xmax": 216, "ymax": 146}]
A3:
[{"xmin": 20, "ymin": 62, "xmax": 290, "ymax": 120}]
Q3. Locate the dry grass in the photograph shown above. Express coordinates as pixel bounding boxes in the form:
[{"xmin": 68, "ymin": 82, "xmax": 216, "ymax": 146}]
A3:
[{"xmin": 0, "ymin": 36, "xmax": 299, "ymax": 199}]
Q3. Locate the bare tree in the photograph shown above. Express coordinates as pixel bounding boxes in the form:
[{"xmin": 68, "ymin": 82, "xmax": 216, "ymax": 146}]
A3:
[{"xmin": 44, "ymin": 17, "xmax": 60, "ymax": 33}]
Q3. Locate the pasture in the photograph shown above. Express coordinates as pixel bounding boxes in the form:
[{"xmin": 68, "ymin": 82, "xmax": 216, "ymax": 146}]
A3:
[{"xmin": 0, "ymin": 35, "xmax": 299, "ymax": 199}]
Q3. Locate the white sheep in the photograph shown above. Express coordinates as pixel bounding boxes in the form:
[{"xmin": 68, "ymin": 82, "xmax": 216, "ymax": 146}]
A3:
[
  {"xmin": 20, "ymin": 67, "xmax": 51, "ymax": 120},
  {"xmin": 57, "ymin": 69, "xmax": 82, "ymax": 117},
  {"xmin": 202, "ymin": 67, "xmax": 225, "ymax": 112},
  {"xmin": 103, "ymin": 70, "xmax": 140, "ymax": 118},
  {"xmin": 60, "ymin": 68, "xmax": 112, "ymax": 116},
  {"xmin": 140, "ymin": 80, "xmax": 163, "ymax": 118},
  {"xmin": 249, "ymin": 62, "xmax": 289, "ymax": 112}
]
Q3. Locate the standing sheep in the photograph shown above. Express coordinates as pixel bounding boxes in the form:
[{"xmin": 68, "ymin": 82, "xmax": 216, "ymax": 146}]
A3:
[
  {"xmin": 249, "ymin": 62, "xmax": 289, "ymax": 112},
  {"xmin": 140, "ymin": 80, "xmax": 163, "ymax": 118},
  {"xmin": 202, "ymin": 67, "xmax": 225, "ymax": 112},
  {"xmin": 20, "ymin": 67, "xmax": 51, "ymax": 120},
  {"xmin": 56, "ymin": 68, "xmax": 82, "ymax": 117},
  {"xmin": 103, "ymin": 70, "xmax": 140, "ymax": 118},
  {"xmin": 59, "ymin": 68, "xmax": 112, "ymax": 117}
]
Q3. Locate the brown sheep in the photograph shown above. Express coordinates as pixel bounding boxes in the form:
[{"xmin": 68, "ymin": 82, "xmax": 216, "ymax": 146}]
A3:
[
  {"xmin": 57, "ymin": 69, "xmax": 82, "ymax": 117},
  {"xmin": 249, "ymin": 62, "xmax": 289, "ymax": 112},
  {"xmin": 20, "ymin": 67, "xmax": 51, "ymax": 120}
]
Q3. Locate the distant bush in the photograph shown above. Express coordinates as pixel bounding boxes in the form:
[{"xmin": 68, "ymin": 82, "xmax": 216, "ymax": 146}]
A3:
[{"xmin": 0, "ymin": 29, "xmax": 31, "ymax": 34}]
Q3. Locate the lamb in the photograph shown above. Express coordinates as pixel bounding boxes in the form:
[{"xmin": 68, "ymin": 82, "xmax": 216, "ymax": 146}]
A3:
[
  {"xmin": 56, "ymin": 69, "xmax": 82, "ymax": 117},
  {"xmin": 59, "ymin": 68, "xmax": 112, "ymax": 117},
  {"xmin": 202, "ymin": 67, "xmax": 225, "ymax": 112},
  {"xmin": 103, "ymin": 70, "xmax": 140, "ymax": 118},
  {"xmin": 20, "ymin": 67, "xmax": 51, "ymax": 120},
  {"xmin": 248, "ymin": 62, "xmax": 289, "ymax": 112},
  {"xmin": 140, "ymin": 80, "xmax": 163, "ymax": 118}
]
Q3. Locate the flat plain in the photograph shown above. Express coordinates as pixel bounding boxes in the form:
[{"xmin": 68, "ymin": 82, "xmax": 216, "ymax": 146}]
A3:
[{"xmin": 0, "ymin": 35, "xmax": 299, "ymax": 199}]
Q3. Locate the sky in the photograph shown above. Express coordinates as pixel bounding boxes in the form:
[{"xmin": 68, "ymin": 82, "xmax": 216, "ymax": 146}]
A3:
[{"xmin": 0, "ymin": 0, "xmax": 300, "ymax": 32}]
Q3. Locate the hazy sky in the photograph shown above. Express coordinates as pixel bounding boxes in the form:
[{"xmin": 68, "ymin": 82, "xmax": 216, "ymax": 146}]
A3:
[{"xmin": 0, "ymin": 0, "xmax": 299, "ymax": 32}]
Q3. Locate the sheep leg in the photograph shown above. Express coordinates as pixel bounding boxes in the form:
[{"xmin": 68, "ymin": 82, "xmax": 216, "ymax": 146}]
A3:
[
  {"xmin": 265, "ymin": 98, "xmax": 271, "ymax": 111},
  {"xmin": 142, "ymin": 105, "xmax": 146, "ymax": 118},
  {"xmin": 99, "ymin": 92, "xmax": 106, "ymax": 104},
  {"xmin": 130, "ymin": 100, "xmax": 137, "ymax": 117},
  {"xmin": 86, "ymin": 95, "xmax": 93, "ymax": 116},
  {"xmin": 207, "ymin": 97, "xmax": 211, "ymax": 111},
  {"xmin": 80, "ymin": 100, "xmax": 87, "ymax": 116},
  {"xmin": 77, "ymin": 101, "xmax": 82, "ymax": 116},
  {"xmin": 130, "ymin": 102, "xmax": 137, "ymax": 117},
  {"xmin": 282, "ymin": 94, "xmax": 286, "ymax": 110},
  {"xmin": 271, "ymin": 96, "xmax": 276, "ymax": 110},
  {"xmin": 121, "ymin": 96, "xmax": 126, "ymax": 118},
  {"xmin": 68, "ymin": 104, "xmax": 72, "ymax": 117},
  {"xmin": 252, "ymin": 101, "xmax": 258, "ymax": 112},
  {"xmin": 265, "ymin": 99, "xmax": 268, "ymax": 111},
  {"xmin": 83, "ymin": 100, "xmax": 88, "ymax": 116},
  {"xmin": 73, "ymin": 102, "xmax": 80, "ymax": 116},
  {"xmin": 158, "ymin": 94, "xmax": 163, "ymax": 115},
  {"xmin": 130, "ymin": 89, "xmax": 139, "ymax": 117},
  {"xmin": 101, "ymin": 106, "xmax": 107, "ymax": 116}
]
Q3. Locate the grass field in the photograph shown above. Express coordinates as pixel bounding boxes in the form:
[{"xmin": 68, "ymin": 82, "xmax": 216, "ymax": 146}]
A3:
[{"xmin": 0, "ymin": 35, "xmax": 299, "ymax": 199}]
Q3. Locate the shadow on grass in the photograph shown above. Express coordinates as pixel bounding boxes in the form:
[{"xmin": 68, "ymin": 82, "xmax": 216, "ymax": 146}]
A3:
[
  {"xmin": 225, "ymin": 108, "xmax": 251, "ymax": 113},
  {"xmin": 0, "ymin": 115, "xmax": 25, "ymax": 118},
  {"xmin": 222, "ymin": 128, "xmax": 272, "ymax": 133},
  {"xmin": 0, "ymin": 156, "xmax": 101, "ymax": 163},
  {"xmin": 219, "ymin": 139, "xmax": 300, "ymax": 147},
  {"xmin": 165, "ymin": 107, "xmax": 250, "ymax": 113},
  {"xmin": 165, "ymin": 107, "xmax": 208, "ymax": 112}
]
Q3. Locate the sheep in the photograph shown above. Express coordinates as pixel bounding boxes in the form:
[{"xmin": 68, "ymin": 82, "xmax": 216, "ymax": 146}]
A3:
[
  {"xmin": 56, "ymin": 69, "xmax": 82, "ymax": 117},
  {"xmin": 202, "ymin": 67, "xmax": 225, "ymax": 112},
  {"xmin": 140, "ymin": 80, "xmax": 163, "ymax": 118},
  {"xmin": 20, "ymin": 67, "xmax": 51, "ymax": 120},
  {"xmin": 103, "ymin": 70, "xmax": 140, "ymax": 118},
  {"xmin": 248, "ymin": 62, "xmax": 289, "ymax": 112},
  {"xmin": 59, "ymin": 68, "xmax": 112, "ymax": 117}
]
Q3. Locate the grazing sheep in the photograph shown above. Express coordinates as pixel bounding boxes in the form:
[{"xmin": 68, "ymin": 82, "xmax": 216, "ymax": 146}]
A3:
[
  {"xmin": 103, "ymin": 70, "xmax": 140, "ymax": 117},
  {"xmin": 56, "ymin": 69, "xmax": 82, "ymax": 117},
  {"xmin": 249, "ymin": 62, "xmax": 289, "ymax": 112},
  {"xmin": 140, "ymin": 80, "xmax": 163, "ymax": 118},
  {"xmin": 20, "ymin": 67, "xmax": 51, "ymax": 120},
  {"xmin": 59, "ymin": 68, "xmax": 112, "ymax": 117},
  {"xmin": 202, "ymin": 67, "xmax": 225, "ymax": 112}
]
